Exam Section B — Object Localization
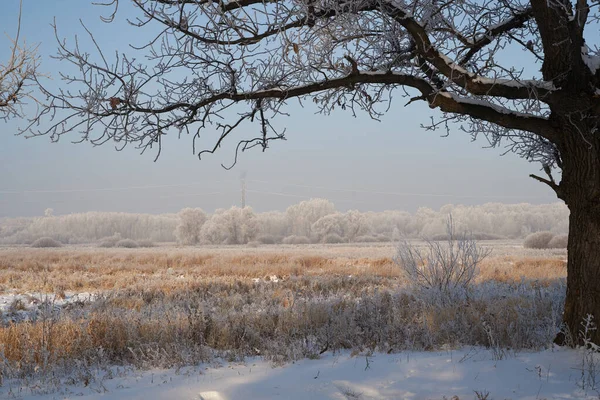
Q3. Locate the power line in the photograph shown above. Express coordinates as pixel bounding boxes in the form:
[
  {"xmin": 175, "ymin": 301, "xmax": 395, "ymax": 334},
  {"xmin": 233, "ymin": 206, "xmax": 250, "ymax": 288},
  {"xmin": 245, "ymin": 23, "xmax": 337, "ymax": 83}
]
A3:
[
  {"xmin": 247, "ymin": 179, "xmax": 550, "ymax": 200},
  {"xmin": 158, "ymin": 191, "xmax": 236, "ymax": 199},
  {"xmin": 0, "ymin": 180, "xmax": 237, "ymax": 195},
  {"xmin": 246, "ymin": 189, "xmax": 368, "ymax": 204}
]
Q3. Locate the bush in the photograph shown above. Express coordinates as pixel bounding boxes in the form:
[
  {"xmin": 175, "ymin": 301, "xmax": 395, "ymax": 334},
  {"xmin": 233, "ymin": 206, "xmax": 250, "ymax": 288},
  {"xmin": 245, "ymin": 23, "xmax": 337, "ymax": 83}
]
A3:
[
  {"xmin": 98, "ymin": 233, "xmax": 122, "ymax": 248},
  {"xmin": 116, "ymin": 239, "xmax": 139, "ymax": 248},
  {"xmin": 394, "ymin": 217, "xmax": 489, "ymax": 296},
  {"xmin": 322, "ymin": 233, "xmax": 345, "ymax": 244},
  {"xmin": 548, "ymin": 235, "xmax": 568, "ymax": 249},
  {"xmin": 31, "ymin": 237, "xmax": 62, "ymax": 248},
  {"xmin": 246, "ymin": 241, "xmax": 261, "ymax": 248},
  {"xmin": 430, "ymin": 232, "xmax": 505, "ymax": 241},
  {"xmin": 375, "ymin": 234, "xmax": 391, "ymax": 242},
  {"xmin": 256, "ymin": 234, "xmax": 278, "ymax": 244},
  {"xmin": 354, "ymin": 235, "xmax": 378, "ymax": 243},
  {"xmin": 282, "ymin": 235, "xmax": 311, "ymax": 245},
  {"xmin": 523, "ymin": 231, "xmax": 555, "ymax": 249},
  {"xmin": 137, "ymin": 240, "xmax": 155, "ymax": 248}
]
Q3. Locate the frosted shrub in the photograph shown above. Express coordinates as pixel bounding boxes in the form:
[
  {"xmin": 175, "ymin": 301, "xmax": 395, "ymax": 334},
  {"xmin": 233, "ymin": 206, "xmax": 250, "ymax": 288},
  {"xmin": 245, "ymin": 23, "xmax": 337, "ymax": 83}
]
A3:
[
  {"xmin": 394, "ymin": 217, "xmax": 489, "ymax": 295},
  {"xmin": 523, "ymin": 231, "xmax": 555, "ymax": 249},
  {"xmin": 322, "ymin": 233, "xmax": 345, "ymax": 244},
  {"xmin": 548, "ymin": 235, "xmax": 568, "ymax": 249},
  {"xmin": 282, "ymin": 235, "xmax": 311, "ymax": 245},
  {"xmin": 116, "ymin": 239, "xmax": 139, "ymax": 248},
  {"xmin": 355, "ymin": 235, "xmax": 378, "ymax": 243},
  {"xmin": 31, "ymin": 237, "xmax": 62, "ymax": 248},
  {"xmin": 256, "ymin": 234, "xmax": 278, "ymax": 244},
  {"xmin": 98, "ymin": 233, "xmax": 122, "ymax": 248}
]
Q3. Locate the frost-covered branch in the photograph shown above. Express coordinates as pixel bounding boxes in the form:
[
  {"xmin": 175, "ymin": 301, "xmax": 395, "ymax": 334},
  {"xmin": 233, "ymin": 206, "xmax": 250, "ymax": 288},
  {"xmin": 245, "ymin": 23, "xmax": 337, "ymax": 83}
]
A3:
[
  {"xmin": 22, "ymin": 0, "xmax": 597, "ymax": 168},
  {"xmin": 0, "ymin": 0, "xmax": 39, "ymax": 120}
]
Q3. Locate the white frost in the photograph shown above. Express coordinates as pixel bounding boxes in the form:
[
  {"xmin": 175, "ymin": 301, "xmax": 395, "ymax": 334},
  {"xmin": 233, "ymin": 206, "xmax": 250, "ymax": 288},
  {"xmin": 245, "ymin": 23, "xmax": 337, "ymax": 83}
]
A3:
[
  {"xmin": 582, "ymin": 45, "xmax": 600, "ymax": 74},
  {"xmin": 9, "ymin": 348, "xmax": 600, "ymax": 399}
]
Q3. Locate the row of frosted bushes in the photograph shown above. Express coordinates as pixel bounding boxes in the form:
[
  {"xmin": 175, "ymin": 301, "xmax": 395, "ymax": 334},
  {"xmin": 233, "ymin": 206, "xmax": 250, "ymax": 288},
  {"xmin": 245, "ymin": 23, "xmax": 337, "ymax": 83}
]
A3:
[{"xmin": 0, "ymin": 200, "xmax": 569, "ymax": 246}]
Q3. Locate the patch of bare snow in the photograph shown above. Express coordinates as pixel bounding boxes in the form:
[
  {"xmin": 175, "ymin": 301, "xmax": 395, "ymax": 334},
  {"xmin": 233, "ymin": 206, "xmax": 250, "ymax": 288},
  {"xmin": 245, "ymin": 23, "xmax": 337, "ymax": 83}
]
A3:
[{"xmin": 11, "ymin": 347, "xmax": 600, "ymax": 400}]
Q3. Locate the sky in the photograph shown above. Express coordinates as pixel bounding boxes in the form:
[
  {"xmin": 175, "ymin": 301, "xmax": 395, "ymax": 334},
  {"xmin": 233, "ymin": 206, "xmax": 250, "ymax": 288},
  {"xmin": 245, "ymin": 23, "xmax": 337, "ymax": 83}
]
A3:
[{"xmin": 0, "ymin": 0, "xmax": 560, "ymax": 218}]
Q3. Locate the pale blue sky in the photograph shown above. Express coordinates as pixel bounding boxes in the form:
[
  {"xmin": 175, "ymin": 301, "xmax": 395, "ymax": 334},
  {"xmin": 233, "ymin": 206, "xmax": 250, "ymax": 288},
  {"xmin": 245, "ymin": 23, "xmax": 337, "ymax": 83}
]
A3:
[{"xmin": 0, "ymin": 0, "xmax": 558, "ymax": 217}]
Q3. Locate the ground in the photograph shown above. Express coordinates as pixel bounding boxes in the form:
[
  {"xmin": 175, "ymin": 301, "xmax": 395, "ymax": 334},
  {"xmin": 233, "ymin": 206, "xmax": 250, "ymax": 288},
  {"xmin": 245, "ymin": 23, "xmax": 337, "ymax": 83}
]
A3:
[
  {"xmin": 11, "ymin": 348, "xmax": 600, "ymax": 399},
  {"xmin": 0, "ymin": 241, "xmax": 593, "ymax": 399}
]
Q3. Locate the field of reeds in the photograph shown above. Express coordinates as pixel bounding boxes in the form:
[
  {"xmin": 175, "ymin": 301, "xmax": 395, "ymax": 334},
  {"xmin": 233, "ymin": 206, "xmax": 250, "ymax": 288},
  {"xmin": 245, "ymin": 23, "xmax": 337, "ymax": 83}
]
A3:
[{"xmin": 0, "ymin": 241, "xmax": 568, "ymax": 393}]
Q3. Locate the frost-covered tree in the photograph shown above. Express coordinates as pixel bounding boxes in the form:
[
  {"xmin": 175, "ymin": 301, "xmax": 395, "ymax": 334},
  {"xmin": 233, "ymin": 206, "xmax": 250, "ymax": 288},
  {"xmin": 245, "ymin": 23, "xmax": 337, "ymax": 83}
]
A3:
[
  {"xmin": 311, "ymin": 213, "xmax": 346, "ymax": 242},
  {"xmin": 343, "ymin": 210, "xmax": 369, "ymax": 241},
  {"xmin": 201, "ymin": 206, "xmax": 258, "ymax": 244},
  {"xmin": 255, "ymin": 211, "xmax": 289, "ymax": 238},
  {"xmin": 1, "ymin": 0, "xmax": 38, "ymax": 120},
  {"xmin": 311, "ymin": 210, "xmax": 369, "ymax": 242},
  {"xmin": 286, "ymin": 198, "xmax": 336, "ymax": 238},
  {"xmin": 24, "ymin": 0, "xmax": 600, "ymax": 344},
  {"xmin": 175, "ymin": 207, "xmax": 207, "ymax": 244}
]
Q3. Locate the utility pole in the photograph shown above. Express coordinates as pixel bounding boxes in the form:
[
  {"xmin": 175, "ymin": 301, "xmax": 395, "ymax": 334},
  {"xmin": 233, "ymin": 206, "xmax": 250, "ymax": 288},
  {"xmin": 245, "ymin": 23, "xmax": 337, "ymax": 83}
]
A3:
[{"xmin": 241, "ymin": 177, "xmax": 246, "ymax": 208}]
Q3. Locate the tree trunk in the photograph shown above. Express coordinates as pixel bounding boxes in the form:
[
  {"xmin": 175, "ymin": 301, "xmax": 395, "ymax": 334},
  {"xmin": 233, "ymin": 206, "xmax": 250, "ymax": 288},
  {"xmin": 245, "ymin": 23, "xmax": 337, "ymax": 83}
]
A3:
[
  {"xmin": 561, "ymin": 202, "xmax": 600, "ymax": 345},
  {"xmin": 557, "ymin": 127, "xmax": 600, "ymax": 346}
]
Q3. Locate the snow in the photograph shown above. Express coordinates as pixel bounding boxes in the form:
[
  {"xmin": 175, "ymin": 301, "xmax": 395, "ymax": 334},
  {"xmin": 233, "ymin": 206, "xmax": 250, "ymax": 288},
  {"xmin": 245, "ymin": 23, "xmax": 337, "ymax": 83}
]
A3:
[
  {"xmin": 471, "ymin": 76, "xmax": 556, "ymax": 91},
  {"xmin": 582, "ymin": 45, "xmax": 600, "ymax": 74},
  {"xmin": 11, "ymin": 347, "xmax": 600, "ymax": 400},
  {"xmin": 583, "ymin": 55, "xmax": 600, "ymax": 74},
  {"xmin": 0, "ymin": 291, "xmax": 95, "ymax": 322},
  {"xmin": 440, "ymin": 91, "xmax": 545, "ymax": 118}
]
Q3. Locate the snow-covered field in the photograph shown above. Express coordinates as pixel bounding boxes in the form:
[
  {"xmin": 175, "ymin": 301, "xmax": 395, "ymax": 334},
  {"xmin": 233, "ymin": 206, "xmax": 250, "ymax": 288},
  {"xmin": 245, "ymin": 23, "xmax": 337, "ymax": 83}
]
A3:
[
  {"xmin": 8, "ymin": 347, "xmax": 599, "ymax": 400},
  {"xmin": 0, "ymin": 243, "xmax": 578, "ymax": 400}
]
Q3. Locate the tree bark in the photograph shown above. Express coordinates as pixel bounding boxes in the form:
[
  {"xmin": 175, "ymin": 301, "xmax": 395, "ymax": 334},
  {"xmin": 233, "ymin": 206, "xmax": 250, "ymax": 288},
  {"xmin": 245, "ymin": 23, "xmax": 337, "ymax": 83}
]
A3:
[
  {"xmin": 560, "ymin": 202, "xmax": 600, "ymax": 345},
  {"xmin": 556, "ymin": 125, "xmax": 600, "ymax": 346}
]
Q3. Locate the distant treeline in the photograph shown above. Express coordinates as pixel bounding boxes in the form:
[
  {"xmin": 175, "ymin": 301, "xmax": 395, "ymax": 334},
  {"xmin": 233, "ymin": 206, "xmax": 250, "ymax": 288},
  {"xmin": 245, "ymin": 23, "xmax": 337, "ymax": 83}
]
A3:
[{"xmin": 0, "ymin": 200, "xmax": 569, "ymax": 245}]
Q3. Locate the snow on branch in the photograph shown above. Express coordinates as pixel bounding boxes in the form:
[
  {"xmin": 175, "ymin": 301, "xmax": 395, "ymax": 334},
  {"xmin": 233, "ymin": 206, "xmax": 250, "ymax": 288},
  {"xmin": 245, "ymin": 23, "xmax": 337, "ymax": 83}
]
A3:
[{"xmin": 23, "ymin": 0, "xmax": 589, "ymax": 165}]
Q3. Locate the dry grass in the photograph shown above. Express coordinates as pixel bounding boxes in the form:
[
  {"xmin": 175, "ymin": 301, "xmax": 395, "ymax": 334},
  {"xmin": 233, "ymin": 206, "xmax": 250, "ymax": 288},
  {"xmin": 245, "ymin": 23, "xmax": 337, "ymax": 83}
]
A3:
[
  {"xmin": 0, "ymin": 241, "xmax": 568, "ymax": 389},
  {"xmin": 0, "ymin": 242, "xmax": 566, "ymax": 293}
]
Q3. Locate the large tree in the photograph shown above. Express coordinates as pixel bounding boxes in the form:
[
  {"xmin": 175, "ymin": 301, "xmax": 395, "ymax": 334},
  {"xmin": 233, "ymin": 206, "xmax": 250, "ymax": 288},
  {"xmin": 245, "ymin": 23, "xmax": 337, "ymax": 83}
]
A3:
[{"xmin": 25, "ymin": 0, "xmax": 600, "ymax": 343}]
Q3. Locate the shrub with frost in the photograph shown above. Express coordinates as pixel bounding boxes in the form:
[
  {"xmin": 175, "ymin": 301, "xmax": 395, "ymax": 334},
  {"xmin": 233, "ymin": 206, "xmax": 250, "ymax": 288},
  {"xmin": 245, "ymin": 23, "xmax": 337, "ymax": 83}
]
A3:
[
  {"xmin": 175, "ymin": 208, "xmax": 207, "ymax": 245},
  {"xmin": 355, "ymin": 235, "xmax": 378, "ymax": 243},
  {"xmin": 116, "ymin": 239, "xmax": 139, "ymax": 248},
  {"xmin": 394, "ymin": 216, "xmax": 489, "ymax": 297},
  {"xmin": 322, "ymin": 233, "xmax": 345, "ymax": 244},
  {"xmin": 548, "ymin": 235, "xmax": 568, "ymax": 249},
  {"xmin": 282, "ymin": 235, "xmax": 311, "ymax": 245},
  {"xmin": 98, "ymin": 233, "xmax": 122, "ymax": 248},
  {"xmin": 523, "ymin": 231, "xmax": 555, "ymax": 249},
  {"xmin": 31, "ymin": 237, "xmax": 62, "ymax": 248},
  {"xmin": 256, "ymin": 234, "xmax": 278, "ymax": 244}
]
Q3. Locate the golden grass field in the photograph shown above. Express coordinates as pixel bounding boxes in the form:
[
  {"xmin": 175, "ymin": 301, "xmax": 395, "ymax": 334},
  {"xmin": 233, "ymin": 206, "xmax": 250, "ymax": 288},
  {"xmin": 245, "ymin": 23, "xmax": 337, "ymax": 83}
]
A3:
[
  {"xmin": 0, "ymin": 241, "xmax": 567, "ymax": 294},
  {"xmin": 0, "ymin": 241, "xmax": 569, "ymax": 388}
]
